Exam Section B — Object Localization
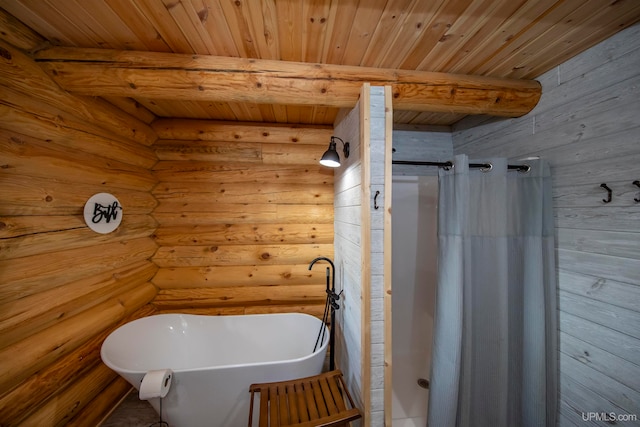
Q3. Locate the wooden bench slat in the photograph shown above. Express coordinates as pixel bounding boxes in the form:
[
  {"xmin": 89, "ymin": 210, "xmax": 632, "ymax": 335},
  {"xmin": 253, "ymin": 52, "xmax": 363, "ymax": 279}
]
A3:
[
  {"xmin": 269, "ymin": 385, "xmax": 280, "ymax": 426},
  {"xmin": 259, "ymin": 386, "xmax": 269, "ymax": 427},
  {"xmin": 277, "ymin": 384, "xmax": 290, "ymax": 425},
  {"xmin": 327, "ymin": 375, "xmax": 347, "ymax": 412},
  {"xmin": 294, "ymin": 382, "xmax": 309, "ymax": 422},
  {"xmin": 303, "ymin": 381, "xmax": 320, "ymax": 420},
  {"xmin": 248, "ymin": 370, "xmax": 361, "ymax": 427}
]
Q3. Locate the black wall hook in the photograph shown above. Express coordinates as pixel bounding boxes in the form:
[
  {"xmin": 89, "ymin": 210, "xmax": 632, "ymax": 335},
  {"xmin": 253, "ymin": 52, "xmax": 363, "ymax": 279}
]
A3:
[
  {"xmin": 600, "ymin": 183, "xmax": 612, "ymax": 203},
  {"xmin": 633, "ymin": 180, "xmax": 640, "ymax": 203}
]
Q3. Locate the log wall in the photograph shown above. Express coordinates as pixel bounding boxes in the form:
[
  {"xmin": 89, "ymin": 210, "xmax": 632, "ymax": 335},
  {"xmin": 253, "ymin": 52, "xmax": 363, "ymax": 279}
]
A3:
[
  {"xmin": 0, "ymin": 39, "xmax": 159, "ymax": 426},
  {"xmin": 150, "ymin": 119, "xmax": 335, "ymax": 317}
]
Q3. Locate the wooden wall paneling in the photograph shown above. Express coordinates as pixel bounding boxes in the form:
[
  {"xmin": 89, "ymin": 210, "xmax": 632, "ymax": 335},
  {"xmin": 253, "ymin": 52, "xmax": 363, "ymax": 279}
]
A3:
[
  {"xmin": 0, "ymin": 89, "xmax": 156, "ymax": 169},
  {"xmin": 19, "ymin": 362, "xmax": 119, "ymax": 427},
  {"xmin": 382, "ymin": 85, "xmax": 393, "ymax": 426},
  {"xmin": 152, "ymin": 264, "xmax": 327, "ymax": 289},
  {"xmin": 152, "ymin": 243, "xmax": 333, "ymax": 267},
  {"xmin": 359, "ymin": 83, "xmax": 372, "ymax": 426},
  {"xmin": 333, "ymin": 91, "xmax": 364, "ymax": 415},
  {"xmin": 0, "ymin": 175, "xmax": 157, "ymax": 216},
  {"xmin": 156, "ymin": 307, "xmax": 246, "ymax": 316},
  {"xmin": 0, "ymin": 261, "xmax": 158, "ymax": 349},
  {"xmin": 152, "ymin": 118, "xmax": 332, "ymax": 144},
  {"xmin": 152, "ymin": 223, "xmax": 334, "ymax": 246},
  {"xmin": 559, "ymin": 351, "xmax": 640, "ymax": 417},
  {"xmin": 0, "ymin": 303, "xmax": 152, "ymax": 425},
  {"xmin": 154, "ymin": 139, "xmax": 326, "ymax": 165},
  {"xmin": 154, "ymin": 139, "xmax": 262, "ymax": 162},
  {"xmin": 0, "ymin": 237, "xmax": 157, "ymax": 304},
  {"xmin": 261, "ymin": 143, "xmax": 329, "ymax": 165},
  {"xmin": 559, "ymin": 291, "xmax": 639, "ymax": 341},
  {"xmin": 450, "ymin": 26, "xmax": 640, "ymax": 426},
  {"xmin": 151, "ymin": 120, "xmax": 334, "ymax": 315},
  {"xmin": 455, "ymin": 44, "xmax": 640, "ymax": 156},
  {"xmin": 0, "ymin": 40, "xmax": 157, "ymax": 147},
  {"xmin": 365, "ymin": 85, "xmax": 388, "ymax": 425},
  {"xmin": 559, "ymin": 331, "xmax": 640, "ymax": 393},
  {"xmin": 559, "ymin": 372, "xmax": 633, "ymax": 427},
  {"xmin": 0, "ymin": 283, "xmax": 156, "ymax": 395},
  {"xmin": 70, "ymin": 377, "xmax": 133, "ymax": 427},
  {"xmin": 558, "ymin": 270, "xmax": 640, "ymax": 314},
  {"xmin": 0, "ymin": 215, "xmax": 157, "ymax": 261},
  {"xmin": 153, "ymin": 182, "xmax": 333, "ymax": 205},
  {"xmin": 1, "ymin": 130, "xmax": 157, "ymax": 192},
  {"xmin": 244, "ymin": 303, "xmax": 326, "ymax": 318},
  {"xmin": 153, "ymin": 161, "xmax": 333, "ymax": 185},
  {"xmin": 0, "ymin": 37, "xmax": 159, "ymax": 427},
  {"xmin": 153, "ymin": 285, "xmax": 326, "ymax": 310},
  {"xmin": 153, "ymin": 204, "xmax": 334, "ymax": 226}
]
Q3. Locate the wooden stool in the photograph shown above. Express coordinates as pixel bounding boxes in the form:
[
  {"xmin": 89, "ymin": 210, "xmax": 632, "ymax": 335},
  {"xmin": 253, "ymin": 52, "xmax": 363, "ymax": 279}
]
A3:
[{"xmin": 248, "ymin": 370, "xmax": 362, "ymax": 427}]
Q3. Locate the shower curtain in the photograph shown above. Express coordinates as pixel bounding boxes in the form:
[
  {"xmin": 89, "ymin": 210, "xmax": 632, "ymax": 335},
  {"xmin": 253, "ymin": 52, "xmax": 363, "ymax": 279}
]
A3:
[{"xmin": 427, "ymin": 155, "xmax": 557, "ymax": 427}]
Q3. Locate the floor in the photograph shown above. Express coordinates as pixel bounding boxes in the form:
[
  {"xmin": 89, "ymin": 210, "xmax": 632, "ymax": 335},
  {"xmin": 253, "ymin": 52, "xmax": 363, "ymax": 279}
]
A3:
[{"xmin": 101, "ymin": 390, "xmax": 160, "ymax": 427}]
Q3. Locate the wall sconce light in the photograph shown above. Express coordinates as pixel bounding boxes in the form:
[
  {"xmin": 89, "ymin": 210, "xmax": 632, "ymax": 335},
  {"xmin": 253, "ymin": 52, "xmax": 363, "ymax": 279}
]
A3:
[{"xmin": 319, "ymin": 136, "xmax": 350, "ymax": 168}]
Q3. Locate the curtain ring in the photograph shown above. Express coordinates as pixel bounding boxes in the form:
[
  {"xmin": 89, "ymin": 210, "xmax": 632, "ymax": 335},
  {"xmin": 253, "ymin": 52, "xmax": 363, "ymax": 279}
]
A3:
[
  {"xmin": 480, "ymin": 163, "xmax": 493, "ymax": 173},
  {"xmin": 518, "ymin": 164, "xmax": 531, "ymax": 173}
]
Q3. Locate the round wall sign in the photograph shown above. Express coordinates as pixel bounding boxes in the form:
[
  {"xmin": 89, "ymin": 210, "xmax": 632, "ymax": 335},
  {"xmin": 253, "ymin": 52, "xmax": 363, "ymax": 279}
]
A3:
[{"xmin": 84, "ymin": 193, "xmax": 123, "ymax": 234}]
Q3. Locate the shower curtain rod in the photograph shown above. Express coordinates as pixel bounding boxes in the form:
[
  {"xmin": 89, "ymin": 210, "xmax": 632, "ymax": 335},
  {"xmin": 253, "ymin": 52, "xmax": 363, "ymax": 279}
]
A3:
[{"xmin": 392, "ymin": 160, "xmax": 530, "ymax": 172}]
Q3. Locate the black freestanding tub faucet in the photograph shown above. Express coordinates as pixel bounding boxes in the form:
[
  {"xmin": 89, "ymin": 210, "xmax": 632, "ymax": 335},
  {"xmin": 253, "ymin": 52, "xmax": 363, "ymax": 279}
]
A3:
[{"xmin": 308, "ymin": 256, "xmax": 340, "ymax": 370}]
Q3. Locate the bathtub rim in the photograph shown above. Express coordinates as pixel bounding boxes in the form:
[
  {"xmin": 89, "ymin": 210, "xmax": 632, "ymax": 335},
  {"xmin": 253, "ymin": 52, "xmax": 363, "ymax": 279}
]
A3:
[{"xmin": 101, "ymin": 312, "xmax": 329, "ymax": 376}]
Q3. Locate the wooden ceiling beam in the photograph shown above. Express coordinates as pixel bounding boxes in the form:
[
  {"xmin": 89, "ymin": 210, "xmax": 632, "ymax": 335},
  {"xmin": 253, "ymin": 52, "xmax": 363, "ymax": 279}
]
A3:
[{"xmin": 35, "ymin": 47, "xmax": 541, "ymax": 117}]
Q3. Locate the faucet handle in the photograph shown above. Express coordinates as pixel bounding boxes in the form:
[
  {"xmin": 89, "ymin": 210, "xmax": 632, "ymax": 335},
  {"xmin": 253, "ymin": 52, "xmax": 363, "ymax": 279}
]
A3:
[{"xmin": 326, "ymin": 289, "xmax": 341, "ymax": 301}]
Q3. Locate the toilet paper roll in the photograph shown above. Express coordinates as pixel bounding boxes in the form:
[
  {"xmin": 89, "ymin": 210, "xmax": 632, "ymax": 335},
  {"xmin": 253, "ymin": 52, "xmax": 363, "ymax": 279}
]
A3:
[{"xmin": 139, "ymin": 369, "xmax": 173, "ymax": 400}]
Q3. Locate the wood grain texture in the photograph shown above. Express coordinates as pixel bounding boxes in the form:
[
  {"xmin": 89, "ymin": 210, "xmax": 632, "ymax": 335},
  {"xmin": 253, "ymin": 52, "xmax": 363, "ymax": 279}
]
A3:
[
  {"xmin": 0, "ymin": 40, "xmax": 157, "ymax": 147},
  {"xmin": 0, "ymin": 305, "xmax": 154, "ymax": 425},
  {"xmin": 332, "ymin": 86, "xmax": 366, "ymax": 419},
  {"xmin": 152, "ymin": 119, "xmax": 332, "ymax": 144},
  {"xmin": 151, "ymin": 120, "xmax": 334, "ymax": 315},
  {"xmin": 451, "ymin": 26, "xmax": 640, "ymax": 427},
  {"xmin": 4, "ymin": 1, "xmax": 639, "ymax": 126},
  {"xmin": 0, "ymin": 45, "xmax": 159, "ymax": 427},
  {"xmin": 35, "ymin": 46, "xmax": 542, "ymax": 117}
]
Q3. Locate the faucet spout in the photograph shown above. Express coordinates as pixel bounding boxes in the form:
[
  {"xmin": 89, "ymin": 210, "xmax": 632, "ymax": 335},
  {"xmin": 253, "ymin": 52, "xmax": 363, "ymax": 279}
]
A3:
[
  {"xmin": 308, "ymin": 256, "xmax": 335, "ymax": 295},
  {"xmin": 308, "ymin": 256, "xmax": 334, "ymax": 271}
]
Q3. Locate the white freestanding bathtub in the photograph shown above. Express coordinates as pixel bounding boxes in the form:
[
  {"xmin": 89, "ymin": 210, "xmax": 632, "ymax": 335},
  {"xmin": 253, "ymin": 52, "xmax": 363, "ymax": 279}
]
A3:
[{"xmin": 101, "ymin": 313, "xmax": 329, "ymax": 427}]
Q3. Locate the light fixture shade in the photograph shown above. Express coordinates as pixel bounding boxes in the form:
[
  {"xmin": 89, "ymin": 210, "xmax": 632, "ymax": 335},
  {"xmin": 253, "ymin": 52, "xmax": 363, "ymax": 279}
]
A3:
[
  {"xmin": 319, "ymin": 136, "xmax": 349, "ymax": 168},
  {"xmin": 319, "ymin": 141, "xmax": 341, "ymax": 167}
]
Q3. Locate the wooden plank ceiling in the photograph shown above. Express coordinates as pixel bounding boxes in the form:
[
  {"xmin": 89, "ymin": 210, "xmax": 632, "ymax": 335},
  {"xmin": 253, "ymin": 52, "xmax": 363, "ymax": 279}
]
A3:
[{"xmin": 2, "ymin": 0, "xmax": 639, "ymax": 127}]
